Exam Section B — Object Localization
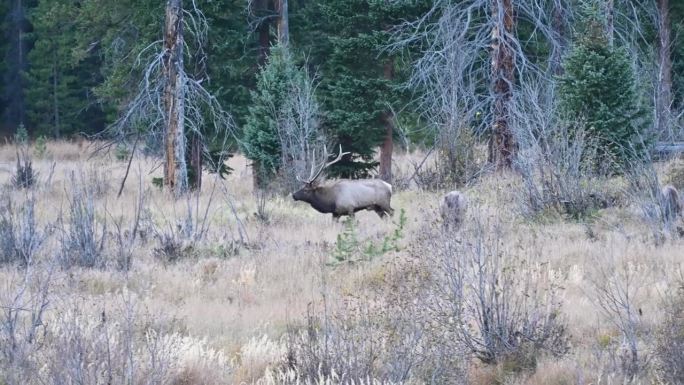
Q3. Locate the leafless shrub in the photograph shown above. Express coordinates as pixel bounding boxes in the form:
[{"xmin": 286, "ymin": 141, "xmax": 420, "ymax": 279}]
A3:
[
  {"xmin": 514, "ymin": 79, "xmax": 611, "ymax": 220},
  {"xmin": 56, "ymin": 172, "xmax": 107, "ymax": 269},
  {"xmin": 0, "ymin": 262, "xmax": 54, "ymax": 384},
  {"xmin": 418, "ymin": 210, "xmax": 568, "ymax": 371},
  {"xmin": 257, "ymin": 369, "xmax": 404, "ymax": 385},
  {"xmin": 0, "ymin": 196, "xmax": 46, "ymax": 266},
  {"xmin": 589, "ymin": 258, "xmax": 650, "ymax": 381},
  {"xmin": 83, "ymin": 166, "xmax": 112, "ymax": 198},
  {"xmin": 150, "ymin": 190, "xmax": 216, "ymax": 263},
  {"xmin": 286, "ymin": 259, "xmax": 467, "ymax": 385},
  {"xmin": 109, "ymin": 174, "xmax": 146, "ymax": 271},
  {"xmin": 654, "ymin": 279, "xmax": 684, "ymax": 384},
  {"xmin": 11, "ymin": 147, "xmax": 37, "ymax": 189},
  {"xmin": 254, "ymin": 188, "xmax": 272, "ymax": 223},
  {"xmin": 7, "ymin": 292, "xmax": 232, "ymax": 385}
]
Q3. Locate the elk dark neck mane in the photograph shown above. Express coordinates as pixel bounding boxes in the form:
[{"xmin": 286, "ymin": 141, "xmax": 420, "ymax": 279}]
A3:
[{"xmin": 308, "ymin": 190, "xmax": 336, "ymax": 213}]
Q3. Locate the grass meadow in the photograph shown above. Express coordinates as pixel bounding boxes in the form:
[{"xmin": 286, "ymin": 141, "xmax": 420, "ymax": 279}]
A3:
[{"xmin": 0, "ymin": 140, "xmax": 683, "ymax": 385}]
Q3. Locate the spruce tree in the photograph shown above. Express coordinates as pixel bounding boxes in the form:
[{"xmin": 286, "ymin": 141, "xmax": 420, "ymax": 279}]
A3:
[
  {"xmin": 308, "ymin": 0, "xmax": 426, "ymax": 178},
  {"xmin": 558, "ymin": 5, "xmax": 648, "ymax": 171},
  {"xmin": 243, "ymin": 45, "xmax": 299, "ymax": 186}
]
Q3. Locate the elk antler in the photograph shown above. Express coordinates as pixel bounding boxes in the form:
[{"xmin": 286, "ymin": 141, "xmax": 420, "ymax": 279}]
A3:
[{"xmin": 298, "ymin": 145, "xmax": 349, "ymax": 184}]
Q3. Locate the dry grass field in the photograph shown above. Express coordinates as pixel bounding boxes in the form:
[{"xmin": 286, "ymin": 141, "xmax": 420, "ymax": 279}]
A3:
[{"xmin": 0, "ymin": 140, "xmax": 683, "ymax": 385}]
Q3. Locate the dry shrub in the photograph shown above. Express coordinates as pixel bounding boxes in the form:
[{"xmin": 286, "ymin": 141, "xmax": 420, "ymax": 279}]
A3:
[
  {"xmin": 415, "ymin": 208, "xmax": 568, "ymax": 372},
  {"xmin": 257, "ymin": 369, "xmax": 404, "ymax": 385},
  {"xmin": 285, "ymin": 259, "xmax": 467, "ymax": 385},
  {"xmin": 11, "ymin": 147, "xmax": 38, "ymax": 189},
  {"xmin": 57, "ymin": 172, "xmax": 108, "ymax": 269},
  {"xmin": 234, "ymin": 335, "xmax": 287, "ymax": 383},
  {"xmin": 513, "ymin": 358, "xmax": 579, "ymax": 385},
  {"xmin": 412, "ymin": 129, "xmax": 487, "ymax": 191},
  {"xmin": 150, "ymin": 192, "xmax": 219, "ymax": 263},
  {"xmin": 0, "ymin": 263, "xmax": 53, "ymax": 385},
  {"xmin": 1, "ymin": 289, "xmax": 231, "ymax": 385},
  {"xmin": 0, "ymin": 196, "xmax": 45, "ymax": 266},
  {"xmin": 654, "ymin": 281, "xmax": 684, "ymax": 384}
]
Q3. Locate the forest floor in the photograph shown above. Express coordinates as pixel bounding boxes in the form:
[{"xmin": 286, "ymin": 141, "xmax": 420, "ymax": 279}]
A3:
[{"xmin": 0, "ymin": 141, "xmax": 682, "ymax": 385}]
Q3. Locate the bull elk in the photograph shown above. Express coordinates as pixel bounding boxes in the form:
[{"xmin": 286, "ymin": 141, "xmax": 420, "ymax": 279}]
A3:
[{"xmin": 292, "ymin": 146, "xmax": 394, "ymax": 220}]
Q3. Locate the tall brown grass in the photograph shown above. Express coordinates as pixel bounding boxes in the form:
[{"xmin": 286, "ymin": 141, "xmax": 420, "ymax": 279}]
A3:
[{"xmin": 0, "ymin": 140, "xmax": 682, "ymax": 384}]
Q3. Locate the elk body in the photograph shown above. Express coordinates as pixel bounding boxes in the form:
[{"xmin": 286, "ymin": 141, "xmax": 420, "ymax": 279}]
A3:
[
  {"xmin": 292, "ymin": 146, "xmax": 394, "ymax": 219},
  {"xmin": 440, "ymin": 190, "xmax": 467, "ymax": 229},
  {"xmin": 662, "ymin": 184, "xmax": 681, "ymax": 220}
]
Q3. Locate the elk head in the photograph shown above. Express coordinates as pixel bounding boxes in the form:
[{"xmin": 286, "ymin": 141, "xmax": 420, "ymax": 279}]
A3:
[{"xmin": 292, "ymin": 145, "xmax": 348, "ymax": 202}]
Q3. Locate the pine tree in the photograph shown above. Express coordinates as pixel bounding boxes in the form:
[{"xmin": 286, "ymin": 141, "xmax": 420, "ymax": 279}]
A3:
[{"xmin": 558, "ymin": 5, "xmax": 648, "ymax": 171}]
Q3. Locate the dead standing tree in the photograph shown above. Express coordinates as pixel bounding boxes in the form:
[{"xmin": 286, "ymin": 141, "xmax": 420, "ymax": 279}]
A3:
[
  {"xmin": 163, "ymin": 0, "xmax": 187, "ymax": 193},
  {"xmin": 490, "ymin": 0, "xmax": 517, "ymax": 169},
  {"xmin": 390, "ymin": 0, "xmax": 567, "ymax": 176},
  {"xmin": 110, "ymin": 0, "xmax": 235, "ymax": 196}
]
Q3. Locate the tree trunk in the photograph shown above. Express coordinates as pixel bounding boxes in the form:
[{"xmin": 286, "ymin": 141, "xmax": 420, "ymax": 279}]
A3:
[
  {"xmin": 276, "ymin": 0, "xmax": 289, "ymax": 46},
  {"xmin": 489, "ymin": 0, "xmax": 517, "ymax": 170},
  {"xmin": 52, "ymin": 48, "xmax": 60, "ymax": 139},
  {"xmin": 163, "ymin": 0, "xmax": 188, "ymax": 194},
  {"xmin": 605, "ymin": 0, "xmax": 614, "ymax": 47},
  {"xmin": 190, "ymin": 132, "xmax": 202, "ymax": 190},
  {"xmin": 253, "ymin": 0, "xmax": 271, "ymax": 190},
  {"xmin": 379, "ymin": 60, "xmax": 394, "ymax": 183},
  {"xmin": 550, "ymin": 0, "xmax": 568, "ymax": 76},
  {"xmin": 4, "ymin": 0, "xmax": 28, "ymax": 130},
  {"xmin": 256, "ymin": 0, "xmax": 271, "ymax": 67},
  {"xmin": 656, "ymin": 0, "xmax": 673, "ymax": 139}
]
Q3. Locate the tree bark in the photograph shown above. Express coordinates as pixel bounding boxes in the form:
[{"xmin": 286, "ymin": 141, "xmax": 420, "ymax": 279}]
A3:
[
  {"xmin": 190, "ymin": 132, "xmax": 202, "ymax": 190},
  {"xmin": 656, "ymin": 0, "xmax": 673, "ymax": 139},
  {"xmin": 253, "ymin": 0, "xmax": 271, "ymax": 190},
  {"xmin": 379, "ymin": 60, "xmax": 394, "ymax": 183},
  {"xmin": 489, "ymin": 0, "xmax": 517, "ymax": 170},
  {"xmin": 276, "ymin": 0, "xmax": 289, "ymax": 47},
  {"xmin": 256, "ymin": 0, "xmax": 271, "ymax": 67},
  {"xmin": 163, "ymin": 0, "xmax": 188, "ymax": 194},
  {"xmin": 605, "ymin": 0, "xmax": 614, "ymax": 47}
]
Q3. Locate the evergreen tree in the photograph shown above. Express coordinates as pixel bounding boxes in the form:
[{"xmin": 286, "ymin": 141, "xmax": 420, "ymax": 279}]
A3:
[
  {"xmin": 558, "ymin": 5, "xmax": 648, "ymax": 171},
  {"xmin": 26, "ymin": 1, "xmax": 105, "ymax": 138},
  {"xmin": 243, "ymin": 45, "xmax": 300, "ymax": 185},
  {"xmin": 308, "ymin": 0, "xmax": 426, "ymax": 177},
  {"xmin": 2, "ymin": 0, "xmax": 37, "ymax": 134},
  {"xmin": 672, "ymin": 0, "xmax": 684, "ymax": 111},
  {"xmin": 0, "ymin": 0, "xmax": 8, "ymax": 131},
  {"xmin": 203, "ymin": 0, "xmax": 258, "ymax": 129}
]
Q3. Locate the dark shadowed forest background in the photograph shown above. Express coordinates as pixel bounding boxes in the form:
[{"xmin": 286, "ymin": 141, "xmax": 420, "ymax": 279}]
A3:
[{"xmin": 2, "ymin": 0, "xmax": 684, "ymax": 188}]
